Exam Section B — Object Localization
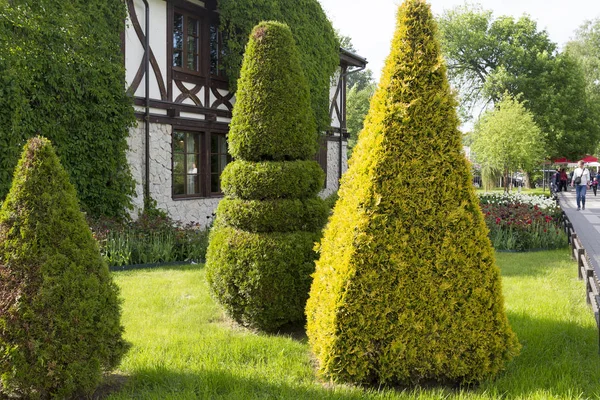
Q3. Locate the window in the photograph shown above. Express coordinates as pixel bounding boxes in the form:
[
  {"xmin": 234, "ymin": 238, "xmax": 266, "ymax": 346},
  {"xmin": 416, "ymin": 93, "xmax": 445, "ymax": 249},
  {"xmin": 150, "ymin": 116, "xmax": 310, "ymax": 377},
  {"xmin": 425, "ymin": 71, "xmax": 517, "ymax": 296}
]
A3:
[
  {"xmin": 173, "ymin": 11, "xmax": 201, "ymax": 73},
  {"xmin": 172, "ymin": 130, "xmax": 231, "ymax": 198},
  {"xmin": 171, "ymin": 6, "xmax": 225, "ymax": 79},
  {"xmin": 209, "ymin": 23, "xmax": 226, "ymax": 79}
]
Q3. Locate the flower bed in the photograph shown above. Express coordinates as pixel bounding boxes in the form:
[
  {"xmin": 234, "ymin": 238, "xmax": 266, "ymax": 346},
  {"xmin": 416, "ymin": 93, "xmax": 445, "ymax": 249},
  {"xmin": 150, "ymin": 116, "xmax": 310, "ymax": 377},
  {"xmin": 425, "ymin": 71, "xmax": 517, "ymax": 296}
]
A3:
[
  {"xmin": 89, "ymin": 214, "xmax": 212, "ymax": 267},
  {"xmin": 478, "ymin": 193, "xmax": 567, "ymax": 251}
]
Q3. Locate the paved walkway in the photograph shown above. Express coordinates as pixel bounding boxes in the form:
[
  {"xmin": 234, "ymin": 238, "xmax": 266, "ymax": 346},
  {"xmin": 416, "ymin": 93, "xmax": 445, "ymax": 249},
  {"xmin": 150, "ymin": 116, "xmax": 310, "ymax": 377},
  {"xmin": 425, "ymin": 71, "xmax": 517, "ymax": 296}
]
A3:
[{"xmin": 557, "ymin": 189, "xmax": 600, "ymax": 275}]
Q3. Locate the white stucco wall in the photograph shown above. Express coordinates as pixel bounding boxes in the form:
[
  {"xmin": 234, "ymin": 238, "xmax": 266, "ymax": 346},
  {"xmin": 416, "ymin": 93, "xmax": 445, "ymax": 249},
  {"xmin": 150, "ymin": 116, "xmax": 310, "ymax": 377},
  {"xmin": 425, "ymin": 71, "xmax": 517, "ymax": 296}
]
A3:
[{"xmin": 125, "ymin": 0, "xmax": 167, "ymax": 100}]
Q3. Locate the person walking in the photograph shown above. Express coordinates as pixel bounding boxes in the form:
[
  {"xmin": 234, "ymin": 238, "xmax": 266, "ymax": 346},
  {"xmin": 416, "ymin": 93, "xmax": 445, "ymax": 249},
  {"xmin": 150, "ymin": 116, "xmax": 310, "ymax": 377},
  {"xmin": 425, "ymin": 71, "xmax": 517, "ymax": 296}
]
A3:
[
  {"xmin": 560, "ymin": 168, "xmax": 568, "ymax": 192},
  {"xmin": 571, "ymin": 160, "xmax": 591, "ymax": 210},
  {"xmin": 592, "ymin": 177, "xmax": 599, "ymax": 196}
]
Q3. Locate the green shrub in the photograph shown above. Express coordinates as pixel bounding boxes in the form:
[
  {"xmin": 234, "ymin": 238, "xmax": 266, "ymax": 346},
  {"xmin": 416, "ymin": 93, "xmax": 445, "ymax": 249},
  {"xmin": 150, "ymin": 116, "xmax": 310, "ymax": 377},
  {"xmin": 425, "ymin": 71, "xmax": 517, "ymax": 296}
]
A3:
[
  {"xmin": 0, "ymin": 137, "xmax": 129, "ymax": 398},
  {"xmin": 206, "ymin": 22, "xmax": 326, "ymax": 332},
  {"xmin": 306, "ymin": 0, "xmax": 520, "ymax": 386},
  {"xmin": 90, "ymin": 214, "xmax": 212, "ymax": 267},
  {"xmin": 0, "ymin": 1, "xmax": 135, "ymax": 219},
  {"xmin": 221, "ymin": 160, "xmax": 325, "ymax": 200},
  {"xmin": 218, "ymin": 0, "xmax": 339, "ymax": 133},
  {"xmin": 206, "ymin": 225, "xmax": 320, "ymax": 331},
  {"xmin": 227, "ymin": 21, "xmax": 318, "ymax": 161},
  {"xmin": 217, "ymin": 197, "xmax": 328, "ymax": 232}
]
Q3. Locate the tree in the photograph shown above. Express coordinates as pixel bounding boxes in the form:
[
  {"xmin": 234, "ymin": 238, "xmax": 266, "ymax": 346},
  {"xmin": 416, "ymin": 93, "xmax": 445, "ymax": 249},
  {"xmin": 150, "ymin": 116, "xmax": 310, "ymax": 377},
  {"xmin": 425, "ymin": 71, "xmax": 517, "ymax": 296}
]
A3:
[
  {"xmin": 565, "ymin": 18, "xmax": 600, "ymax": 156},
  {"xmin": 438, "ymin": 5, "xmax": 599, "ymax": 160},
  {"xmin": 206, "ymin": 22, "xmax": 328, "ymax": 332},
  {"xmin": 566, "ymin": 18, "xmax": 600, "ymax": 102},
  {"xmin": 336, "ymin": 32, "xmax": 377, "ymax": 157},
  {"xmin": 0, "ymin": 137, "xmax": 129, "ymax": 398},
  {"xmin": 346, "ymin": 83, "xmax": 376, "ymax": 157},
  {"xmin": 306, "ymin": 0, "xmax": 519, "ymax": 386},
  {"xmin": 471, "ymin": 94, "xmax": 545, "ymax": 191},
  {"xmin": 336, "ymin": 31, "xmax": 376, "ymax": 91}
]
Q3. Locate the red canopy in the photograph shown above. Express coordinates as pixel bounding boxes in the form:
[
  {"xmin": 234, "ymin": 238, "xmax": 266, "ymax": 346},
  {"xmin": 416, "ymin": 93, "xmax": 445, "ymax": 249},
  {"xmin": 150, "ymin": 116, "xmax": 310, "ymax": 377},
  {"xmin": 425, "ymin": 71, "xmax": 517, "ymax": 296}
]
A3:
[
  {"xmin": 552, "ymin": 156, "xmax": 597, "ymax": 163},
  {"xmin": 582, "ymin": 155, "xmax": 598, "ymax": 162},
  {"xmin": 553, "ymin": 157, "xmax": 572, "ymax": 163}
]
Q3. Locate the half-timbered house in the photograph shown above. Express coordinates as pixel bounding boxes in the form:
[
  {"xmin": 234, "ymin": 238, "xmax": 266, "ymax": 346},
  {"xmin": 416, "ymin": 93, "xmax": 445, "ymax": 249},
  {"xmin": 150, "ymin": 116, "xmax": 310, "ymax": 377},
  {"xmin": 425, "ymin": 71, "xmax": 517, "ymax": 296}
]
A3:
[{"xmin": 124, "ymin": 0, "xmax": 366, "ymax": 226}]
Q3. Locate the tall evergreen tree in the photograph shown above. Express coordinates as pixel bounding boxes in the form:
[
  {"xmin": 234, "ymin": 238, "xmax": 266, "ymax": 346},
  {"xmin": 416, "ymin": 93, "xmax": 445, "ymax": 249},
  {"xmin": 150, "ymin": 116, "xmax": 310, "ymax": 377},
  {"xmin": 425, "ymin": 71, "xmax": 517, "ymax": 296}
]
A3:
[
  {"xmin": 306, "ymin": 0, "xmax": 519, "ymax": 385},
  {"xmin": 206, "ymin": 22, "xmax": 328, "ymax": 332},
  {"xmin": 0, "ymin": 137, "xmax": 129, "ymax": 398}
]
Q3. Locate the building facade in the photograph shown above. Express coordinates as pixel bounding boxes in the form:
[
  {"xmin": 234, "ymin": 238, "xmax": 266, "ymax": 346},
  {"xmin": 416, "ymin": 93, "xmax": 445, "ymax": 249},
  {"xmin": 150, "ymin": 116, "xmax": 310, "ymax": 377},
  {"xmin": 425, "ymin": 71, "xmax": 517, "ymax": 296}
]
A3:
[{"xmin": 123, "ymin": 0, "xmax": 366, "ymax": 226}]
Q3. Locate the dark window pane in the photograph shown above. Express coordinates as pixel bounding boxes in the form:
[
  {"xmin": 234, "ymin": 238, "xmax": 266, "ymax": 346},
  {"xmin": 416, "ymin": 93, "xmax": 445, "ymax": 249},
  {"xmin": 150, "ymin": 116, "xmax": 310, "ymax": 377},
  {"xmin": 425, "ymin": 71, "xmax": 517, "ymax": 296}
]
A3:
[
  {"xmin": 220, "ymin": 155, "xmax": 228, "ymax": 173},
  {"xmin": 210, "ymin": 24, "xmax": 218, "ymax": 75},
  {"xmin": 211, "ymin": 134, "xmax": 218, "ymax": 153},
  {"xmin": 173, "ymin": 51, "xmax": 182, "ymax": 68},
  {"xmin": 211, "ymin": 174, "xmax": 219, "ymax": 193},
  {"xmin": 173, "ymin": 14, "xmax": 183, "ymax": 67},
  {"xmin": 211, "ymin": 154, "xmax": 218, "ymax": 174},
  {"xmin": 173, "ymin": 153, "xmax": 185, "ymax": 175},
  {"xmin": 173, "ymin": 14, "xmax": 183, "ymax": 49},
  {"xmin": 173, "ymin": 131, "xmax": 185, "ymax": 152},
  {"xmin": 219, "ymin": 136, "xmax": 227, "ymax": 154},
  {"xmin": 173, "ymin": 174, "xmax": 185, "ymax": 195},
  {"xmin": 188, "ymin": 16, "xmax": 198, "ymax": 36}
]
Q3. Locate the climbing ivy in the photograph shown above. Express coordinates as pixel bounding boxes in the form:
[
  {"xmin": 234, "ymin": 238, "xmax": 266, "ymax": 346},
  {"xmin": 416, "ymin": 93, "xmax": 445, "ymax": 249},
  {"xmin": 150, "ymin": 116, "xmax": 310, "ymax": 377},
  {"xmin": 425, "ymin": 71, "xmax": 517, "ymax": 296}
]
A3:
[
  {"xmin": 0, "ymin": 0, "xmax": 135, "ymax": 219},
  {"xmin": 218, "ymin": 0, "xmax": 339, "ymax": 133}
]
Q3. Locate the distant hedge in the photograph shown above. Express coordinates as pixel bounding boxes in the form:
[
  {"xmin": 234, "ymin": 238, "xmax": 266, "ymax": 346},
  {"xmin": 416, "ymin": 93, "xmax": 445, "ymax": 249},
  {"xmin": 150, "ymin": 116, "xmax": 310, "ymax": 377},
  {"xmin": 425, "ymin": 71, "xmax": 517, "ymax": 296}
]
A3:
[
  {"xmin": 218, "ymin": 0, "xmax": 339, "ymax": 133},
  {"xmin": 0, "ymin": 0, "xmax": 135, "ymax": 219}
]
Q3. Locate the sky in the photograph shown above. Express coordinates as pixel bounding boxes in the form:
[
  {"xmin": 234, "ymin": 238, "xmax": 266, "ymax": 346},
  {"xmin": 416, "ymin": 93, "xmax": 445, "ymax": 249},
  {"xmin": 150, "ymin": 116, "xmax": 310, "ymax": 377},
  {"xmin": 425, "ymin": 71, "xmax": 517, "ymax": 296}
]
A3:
[{"xmin": 319, "ymin": 0, "xmax": 600, "ymax": 82}]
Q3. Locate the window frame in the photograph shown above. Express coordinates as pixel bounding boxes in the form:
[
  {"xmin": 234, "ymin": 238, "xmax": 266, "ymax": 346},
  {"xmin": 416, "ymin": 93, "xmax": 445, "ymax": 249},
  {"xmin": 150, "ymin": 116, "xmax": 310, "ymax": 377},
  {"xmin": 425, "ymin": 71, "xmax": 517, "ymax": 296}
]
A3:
[
  {"xmin": 172, "ymin": 129, "xmax": 231, "ymax": 199},
  {"xmin": 168, "ymin": 3, "xmax": 226, "ymax": 82},
  {"xmin": 172, "ymin": 9, "xmax": 203, "ymax": 76}
]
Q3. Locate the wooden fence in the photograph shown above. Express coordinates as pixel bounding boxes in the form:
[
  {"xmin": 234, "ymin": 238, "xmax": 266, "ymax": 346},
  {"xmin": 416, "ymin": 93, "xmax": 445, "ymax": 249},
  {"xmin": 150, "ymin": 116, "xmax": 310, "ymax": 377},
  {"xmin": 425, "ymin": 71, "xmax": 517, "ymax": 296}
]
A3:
[{"xmin": 563, "ymin": 211, "xmax": 600, "ymax": 352}]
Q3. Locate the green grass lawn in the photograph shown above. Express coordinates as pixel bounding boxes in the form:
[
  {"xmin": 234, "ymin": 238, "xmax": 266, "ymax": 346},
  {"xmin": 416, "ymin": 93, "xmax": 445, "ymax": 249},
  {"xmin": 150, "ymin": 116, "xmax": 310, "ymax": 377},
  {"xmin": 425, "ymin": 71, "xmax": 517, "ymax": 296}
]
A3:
[{"xmin": 107, "ymin": 249, "xmax": 600, "ymax": 399}]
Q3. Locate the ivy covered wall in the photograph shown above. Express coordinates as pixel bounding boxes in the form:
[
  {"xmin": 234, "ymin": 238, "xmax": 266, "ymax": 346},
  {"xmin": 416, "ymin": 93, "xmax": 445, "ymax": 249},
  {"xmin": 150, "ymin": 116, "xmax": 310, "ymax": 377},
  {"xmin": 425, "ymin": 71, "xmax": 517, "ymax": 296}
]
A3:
[
  {"xmin": 0, "ymin": 0, "xmax": 135, "ymax": 219},
  {"xmin": 218, "ymin": 0, "xmax": 339, "ymax": 133}
]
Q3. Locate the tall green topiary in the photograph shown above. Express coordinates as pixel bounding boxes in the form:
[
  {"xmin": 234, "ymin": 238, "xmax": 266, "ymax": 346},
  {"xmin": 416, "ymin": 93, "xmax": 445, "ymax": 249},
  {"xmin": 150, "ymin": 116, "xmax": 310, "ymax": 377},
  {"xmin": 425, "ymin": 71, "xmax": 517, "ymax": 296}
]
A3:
[
  {"xmin": 206, "ymin": 21, "xmax": 327, "ymax": 332},
  {"xmin": 218, "ymin": 0, "xmax": 339, "ymax": 133},
  {"xmin": 0, "ymin": 137, "xmax": 129, "ymax": 398},
  {"xmin": 306, "ymin": 0, "xmax": 520, "ymax": 385}
]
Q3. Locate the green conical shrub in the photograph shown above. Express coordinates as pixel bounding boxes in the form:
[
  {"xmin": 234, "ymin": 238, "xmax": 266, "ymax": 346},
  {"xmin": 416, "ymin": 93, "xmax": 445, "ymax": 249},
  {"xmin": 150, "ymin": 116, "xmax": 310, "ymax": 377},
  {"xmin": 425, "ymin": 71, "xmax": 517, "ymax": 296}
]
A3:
[
  {"xmin": 0, "ymin": 137, "xmax": 129, "ymax": 398},
  {"xmin": 306, "ymin": 0, "xmax": 520, "ymax": 385},
  {"xmin": 206, "ymin": 21, "xmax": 327, "ymax": 332},
  {"xmin": 227, "ymin": 21, "xmax": 318, "ymax": 162}
]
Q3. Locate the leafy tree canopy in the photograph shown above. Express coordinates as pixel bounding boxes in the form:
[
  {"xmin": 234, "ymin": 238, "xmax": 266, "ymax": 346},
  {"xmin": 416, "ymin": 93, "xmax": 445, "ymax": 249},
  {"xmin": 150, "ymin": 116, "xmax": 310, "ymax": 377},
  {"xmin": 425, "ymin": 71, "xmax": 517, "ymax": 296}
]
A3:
[
  {"xmin": 438, "ymin": 5, "xmax": 600, "ymax": 160},
  {"xmin": 566, "ymin": 18, "xmax": 600, "ymax": 101},
  {"xmin": 471, "ymin": 93, "xmax": 545, "ymax": 187},
  {"xmin": 346, "ymin": 83, "xmax": 376, "ymax": 158}
]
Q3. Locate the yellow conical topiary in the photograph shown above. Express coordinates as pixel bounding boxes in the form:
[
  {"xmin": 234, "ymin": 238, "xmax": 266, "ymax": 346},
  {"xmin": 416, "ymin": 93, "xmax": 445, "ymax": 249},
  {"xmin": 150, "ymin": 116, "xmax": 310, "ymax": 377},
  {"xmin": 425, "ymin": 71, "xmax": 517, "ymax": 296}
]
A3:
[{"xmin": 306, "ymin": 0, "xmax": 520, "ymax": 385}]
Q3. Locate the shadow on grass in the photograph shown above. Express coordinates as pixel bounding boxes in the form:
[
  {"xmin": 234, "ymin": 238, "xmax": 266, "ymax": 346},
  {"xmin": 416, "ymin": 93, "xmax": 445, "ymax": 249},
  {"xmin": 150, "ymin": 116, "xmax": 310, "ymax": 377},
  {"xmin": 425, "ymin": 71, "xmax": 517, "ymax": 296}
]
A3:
[
  {"xmin": 110, "ymin": 367, "xmax": 372, "ymax": 400},
  {"xmin": 487, "ymin": 311, "xmax": 600, "ymax": 398},
  {"xmin": 496, "ymin": 248, "xmax": 571, "ymax": 277}
]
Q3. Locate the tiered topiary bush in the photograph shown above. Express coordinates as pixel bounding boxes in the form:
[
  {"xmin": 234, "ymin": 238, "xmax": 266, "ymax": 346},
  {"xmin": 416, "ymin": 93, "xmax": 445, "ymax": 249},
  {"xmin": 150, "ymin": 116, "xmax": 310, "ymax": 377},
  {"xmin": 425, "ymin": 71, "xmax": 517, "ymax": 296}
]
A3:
[
  {"xmin": 306, "ymin": 0, "xmax": 520, "ymax": 385},
  {"xmin": 206, "ymin": 21, "xmax": 327, "ymax": 332},
  {"xmin": 0, "ymin": 137, "xmax": 129, "ymax": 399}
]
